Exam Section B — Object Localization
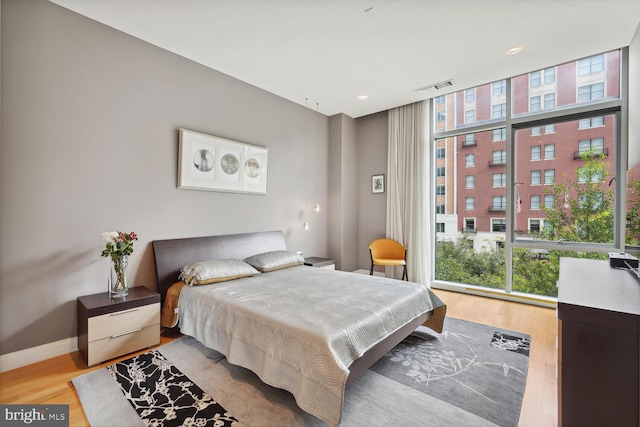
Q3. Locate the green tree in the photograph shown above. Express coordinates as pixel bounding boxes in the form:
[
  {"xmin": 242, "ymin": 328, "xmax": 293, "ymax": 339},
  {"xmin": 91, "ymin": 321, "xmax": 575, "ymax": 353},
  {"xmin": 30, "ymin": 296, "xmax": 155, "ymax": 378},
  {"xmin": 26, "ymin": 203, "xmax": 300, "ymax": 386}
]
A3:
[
  {"xmin": 541, "ymin": 151, "xmax": 614, "ymax": 244},
  {"xmin": 626, "ymin": 178, "xmax": 640, "ymax": 246}
]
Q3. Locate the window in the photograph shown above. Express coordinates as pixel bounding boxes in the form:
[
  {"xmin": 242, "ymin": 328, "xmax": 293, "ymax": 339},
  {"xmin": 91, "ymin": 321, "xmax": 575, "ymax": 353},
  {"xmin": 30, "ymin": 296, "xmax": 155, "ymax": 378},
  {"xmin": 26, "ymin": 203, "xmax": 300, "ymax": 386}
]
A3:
[
  {"xmin": 530, "ymin": 71, "xmax": 541, "ymax": 87},
  {"xmin": 436, "ymin": 185, "xmax": 445, "ymax": 195},
  {"xmin": 435, "ymin": 95, "xmax": 445, "ymax": 104},
  {"xmin": 544, "ymin": 169, "xmax": 555, "ymax": 184},
  {"xmin": 437, "ymin": 166, "xmax": 446, "ymax": 177},
  {"xmin": 578, "ymin": 166, "xmax": 604, "ymax": 183},
  {"xmin": 464, "ymin": 218, "xmax": 476, "ymax": 232},
  {"xmin": 578, "ymin": 138, "xmax": 605, "ymax": 155},
  {"xmin": 465, "ymin": 88, "xmax": 475, "ymax": 103},
  {"xmin": 492, "ymin": 196, "xmax": 506, "ymax": 210},
  {"xmin": 578, "ymin": 82, "xmax": 604, "ymax": 102},
  {"xmin": 492, "ymin": 218, "xmax": 506, "ymax": 232},
  {"xmin": 465, "ymin": 197, "xmax": 475, "ymax": 210},
  {"xmin": 544, "ymin": 124, "xmax": 555, "ymax": 134},
  {"xmin": 544, "ymin": 194, "xmax": 554, "ymax": 208},
  {"xmin": 465, "ymin": 175, "xmax": 475, "ymax": 189},
  {"xmin": 544, "ymin": 144, "xmax": 555, "ymax": 159},
  {"xmin": 530, "ymin": 96, "xmax": 541, "ymax": 112},
  {"xmin": 529, "ymin": 219, "xmax": 542, "ymax": 233},
  {"xmin": 531, "ymin": 195, "xmax": 541, "ymax": 210},
  {"xmin": 544, "ymin": 93, "xmax": 555, "ymax": 109},
  {"xmin": 531, "ymin": 170, "xmax": 541, "ymax": 185},
  {"xmin": 579, "ymin": 116, "xmax": 604, "ymax": 129},
  {"xmin": 436, "ymin": 203, "xmax": 445, "ymax": 214},
  {"xmin": 436, "ymin": 147, "xmax": 445, "ymax": 158},
  {"xmin": 436, "ymin": 111, "xmax": 446, "ymax": 122},
  {"xmin": 531, "ymin": 146, "xmax": 541, "ymax": 160},
  {"xmin": 464, "ymin": 133, "xmax": 476, "ymax": 146},
  {"xmin": 436, "ymin": 223, "xmax": 445, "ymax": 233},
  {"xmin": 493, "ymin": 173, "xmax": 506, "ymax": 187},
  {"xmin": 544, "ymin": 67, "xmax": 556, "ymax": 84},
  {"xmin": 531, "ymin": 126, "xmax": 541, "ymax": 136},
  {"xmin": 492, "ymin": 128, "xmax": 506, "ymax": 141},
  {"xmin": 465, "ymin": 110, "xmax": 475, "ymax": 124},
  {"xmin": 465, "ymin": 153, "xmax": 475, "ymax": 167},
  {"xmin": 492, "ymin": 150, "xmax": 506, "ymax": 165},
  {"xmin": 578, "ymin": 54, "xmax": 604, "ymax": 75},
  {"xmin": 492, "ymin": 103, "xmax": 506, "ymax": 119},
  {"xmin": 492, "ymin": 80, "xmax": 506, "ymax": 96}
]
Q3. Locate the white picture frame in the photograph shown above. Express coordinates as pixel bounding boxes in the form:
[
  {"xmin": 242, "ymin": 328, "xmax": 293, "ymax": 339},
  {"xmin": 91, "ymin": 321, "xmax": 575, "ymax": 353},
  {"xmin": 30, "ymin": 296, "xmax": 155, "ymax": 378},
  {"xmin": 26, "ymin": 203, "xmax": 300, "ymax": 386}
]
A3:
[
  {"xmin": 372, "ymin": 174, "xmax": 385, "ymax": 194},
  {"xmin": 178, "ymin": 128, "xmax": 269, "ymax": 195}
]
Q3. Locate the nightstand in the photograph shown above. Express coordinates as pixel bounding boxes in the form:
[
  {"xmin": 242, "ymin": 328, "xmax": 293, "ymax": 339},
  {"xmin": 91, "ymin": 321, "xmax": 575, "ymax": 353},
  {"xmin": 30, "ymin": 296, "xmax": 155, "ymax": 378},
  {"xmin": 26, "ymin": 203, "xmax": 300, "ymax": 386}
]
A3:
[
  {"xmin": 304, "ymin": 257, "xmax": 335, "ymax": 270},
  {"xmin": 77, "ymin": 286, "xmax": 160, "ymax": 366}
]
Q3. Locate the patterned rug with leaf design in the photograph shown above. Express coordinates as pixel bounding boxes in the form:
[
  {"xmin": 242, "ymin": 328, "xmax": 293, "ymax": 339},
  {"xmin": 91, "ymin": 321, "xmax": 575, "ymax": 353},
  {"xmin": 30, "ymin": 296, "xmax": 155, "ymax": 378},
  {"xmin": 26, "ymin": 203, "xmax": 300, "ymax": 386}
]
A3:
[{"xmin": 369, "ymin": 317, "xmax": 530, "ymax": 427}]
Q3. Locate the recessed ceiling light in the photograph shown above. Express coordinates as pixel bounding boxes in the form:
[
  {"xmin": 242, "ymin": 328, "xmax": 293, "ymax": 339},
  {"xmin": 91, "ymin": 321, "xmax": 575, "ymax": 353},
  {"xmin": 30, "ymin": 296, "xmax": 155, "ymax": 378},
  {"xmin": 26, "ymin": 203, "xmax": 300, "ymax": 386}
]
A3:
[
  {"xmin": 506, "ymin": 46, "xmax": 523, "ymax": 55},
  {"xmin": 357, "ymin": 95, "xmax": 369, "ymax": 100}
]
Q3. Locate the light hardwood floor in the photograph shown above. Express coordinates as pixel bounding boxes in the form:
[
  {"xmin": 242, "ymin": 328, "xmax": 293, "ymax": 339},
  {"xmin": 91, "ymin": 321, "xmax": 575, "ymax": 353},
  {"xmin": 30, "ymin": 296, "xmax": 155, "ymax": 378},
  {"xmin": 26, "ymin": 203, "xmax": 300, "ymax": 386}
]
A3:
[{"xmin": 0, "ymin": 289, "xmax": 558, "ymax": 427}]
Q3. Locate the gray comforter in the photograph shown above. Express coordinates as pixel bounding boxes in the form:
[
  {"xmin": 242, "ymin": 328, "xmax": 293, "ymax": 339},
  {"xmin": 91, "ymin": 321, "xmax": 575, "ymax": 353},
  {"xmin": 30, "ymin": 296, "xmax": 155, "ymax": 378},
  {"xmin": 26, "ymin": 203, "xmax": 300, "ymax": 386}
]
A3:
[{"xmin": 177, "ymin": 266, "xmax": 446, "ymax": 425}]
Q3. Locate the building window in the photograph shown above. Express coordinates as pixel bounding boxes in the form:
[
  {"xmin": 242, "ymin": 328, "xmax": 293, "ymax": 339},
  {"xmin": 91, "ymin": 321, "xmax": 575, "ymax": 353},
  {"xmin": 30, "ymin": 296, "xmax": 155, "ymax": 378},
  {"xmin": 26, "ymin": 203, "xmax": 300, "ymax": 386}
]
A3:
[
  {"xmin": 464, "ymin": 218, "xmax": 476, "ymax": 232},
  {"xmin": 544, "ymin": 144, "xmax": 555, "ymax": 159},
  {"xmin": 530, "ymin": 96, "xmax": 541, "ymax": 112},
  {"xmin": 436, "ymin": 222, "xmax": 445, "ymax": 233},
  {"xmin": 492, "ymin": 218, "xmax": 506, "ymax": 232},
  {"xmin": 436, "ymin": 111, "xmax": 446, "ymax": 122},
  {"xmin": 492, "ymin": 196, "xmax": 506, "ymax": 210},
  {"xmin": 435, "ymin": 95, "xmax": 445, "ymax": 104},
  {"xmin": 531, "ymin": 126, "xmax": 541, "ymax": 136},
  {"xmin": 465, "ymin": 89, "xmax": 475, "ymax": 103},
  {"xmin": 465, "ymin": 175, "xmax": 475, "ymax": 189},
  {"xmin": 465, "ymin": 197, "xmax": 475, "ymax": 210},
  {"xmin": 530, "ymin": 71, "xmax": 541, "ymax": 87},
  {"xmin": 529, "ymin": 219, "xmax": 542, "ymax": 233},
  {"xmin": 436, "ymin": 147, "xmax": 445, "ymax": 158},
  {"xmin": 531, "ymin": 145, "xmax": 541, "ymax": 160},
  {"xmin": 437, "ymin": 166, "xmax": 446, "ymax": 177},
  {"xmin": 465, "ymin": 109, "xmax": 475, "ymax": 124},
  {"xmin": 493, "ymin": 173, "xmax": 506, "ymax": 187},
  {"xmin": 578, "ymin": 166, "xmax": 604, "ymax": 183},
  {"xmin": 544, "ymin": 93, "xmax": 555, "ymax": 109},
  {"xmin": 578, "ymin": 54, "xmax": 604, "ymax": 75},
  {"xmin": 578, "ymin": 82, "xmax": 605, "ymax": 102},
  {"xmin": 544, "ymin": 67, "xmax": 556, "ymax": 84},
  {"xmin": 531, "ymin": 195, "xmax": 541, "ymax": 210},
  {"xmin": 463, "ymin": 133, "xmax": 476, "ymax": 146},
  {"xmin": 436, "ymin": 185, "xmax": 445, "ymax": 195},
  {"xmin": 436, "ymin": 203, "xmax": 445, "ymax": 214},
  {"xmin": 492, "ymin": 80, "xmax": 506, "ymax": 96},
  {"xmin": 492, "ymin": 103, "xmax": 506, "ymax": 119},
  {"xmin": 544, "ymin": 124, "xmax": 555, "ymax": 133},
  {"xmin": 579, "ymin": 116, "xmax": 604, "ymax": 129},
  {"xmin": 465, "ymin": 153, "xmax": 475, "ymax": 167},
  {"xmin": 544, "ymin": 169, "xmax": 555, "ymax": 184},
  {"xmin": 578, "ymin": 138, "xmax": 604, "ymax": 155},
  {"xmin": 492, "ymin": 128, "xmax": 506, "ymax": 141},
  {"xmin": 492, "ymin": 150, "xmax": 506, "ymax": 165},
  {"xmin": 544, "ymin": 194, "xmax": 554, "ymax": 208},
  {"xmin": 531, "ymin": 170, "xmax": 541, "ymax": 185}
]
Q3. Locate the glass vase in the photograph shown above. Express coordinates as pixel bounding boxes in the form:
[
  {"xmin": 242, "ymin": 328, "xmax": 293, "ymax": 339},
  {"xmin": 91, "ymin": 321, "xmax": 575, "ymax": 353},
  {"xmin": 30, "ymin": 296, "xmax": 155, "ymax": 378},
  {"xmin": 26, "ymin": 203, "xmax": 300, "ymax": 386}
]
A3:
[{"xmin": 110, "ymin": 255, "xmax": 129, "ymax": 297}]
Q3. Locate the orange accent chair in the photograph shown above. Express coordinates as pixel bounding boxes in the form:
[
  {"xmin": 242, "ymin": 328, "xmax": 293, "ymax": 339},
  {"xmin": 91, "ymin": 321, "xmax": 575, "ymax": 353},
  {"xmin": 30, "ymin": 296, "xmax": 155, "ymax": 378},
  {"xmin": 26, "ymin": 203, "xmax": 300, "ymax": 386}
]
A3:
[{"xmin": 369, "ymin": 238, "xmax": 408, "ymax": 280}]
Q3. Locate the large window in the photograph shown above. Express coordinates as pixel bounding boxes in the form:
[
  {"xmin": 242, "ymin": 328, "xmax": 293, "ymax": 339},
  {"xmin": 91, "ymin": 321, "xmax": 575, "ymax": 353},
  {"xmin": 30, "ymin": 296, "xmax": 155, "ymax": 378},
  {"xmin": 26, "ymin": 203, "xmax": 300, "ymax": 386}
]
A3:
[{"xmin": 432, "ymin": 49, "xmax": 628, "ymax": 301}]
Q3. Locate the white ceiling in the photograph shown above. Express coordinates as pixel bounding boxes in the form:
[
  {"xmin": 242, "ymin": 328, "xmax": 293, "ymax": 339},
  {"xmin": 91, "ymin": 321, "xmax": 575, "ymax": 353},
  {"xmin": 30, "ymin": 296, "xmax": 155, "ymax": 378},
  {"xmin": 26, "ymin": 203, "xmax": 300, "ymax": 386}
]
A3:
[{"xmin": 49, "ymin": 0, "xmax": 640, "ymax": 118}]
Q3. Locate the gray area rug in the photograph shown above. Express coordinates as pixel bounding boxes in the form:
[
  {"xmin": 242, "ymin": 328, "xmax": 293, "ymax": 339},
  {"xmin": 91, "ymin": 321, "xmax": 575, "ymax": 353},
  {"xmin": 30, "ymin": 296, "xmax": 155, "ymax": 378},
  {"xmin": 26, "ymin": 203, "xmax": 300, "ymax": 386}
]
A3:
[{"xmin": 72, "ymin": 317, "xmax": 529, "ymax": 427}]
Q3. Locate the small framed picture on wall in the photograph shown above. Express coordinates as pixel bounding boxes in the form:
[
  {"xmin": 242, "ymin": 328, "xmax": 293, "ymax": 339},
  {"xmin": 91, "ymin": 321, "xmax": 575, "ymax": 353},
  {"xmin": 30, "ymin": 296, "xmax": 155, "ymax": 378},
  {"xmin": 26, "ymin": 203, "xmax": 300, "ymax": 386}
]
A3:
[{"xmin": 372, "ymin": 174, "xmax": 385, "ymax": 194}]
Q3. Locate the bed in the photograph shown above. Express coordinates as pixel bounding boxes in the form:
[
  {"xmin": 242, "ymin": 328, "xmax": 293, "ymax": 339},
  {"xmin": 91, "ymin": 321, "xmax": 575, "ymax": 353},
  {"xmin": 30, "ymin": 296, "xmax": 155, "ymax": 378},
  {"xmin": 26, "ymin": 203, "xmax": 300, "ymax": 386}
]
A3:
[{"xmin": 152, "ymin": 230, "xmax": 446, "ymax": 425}]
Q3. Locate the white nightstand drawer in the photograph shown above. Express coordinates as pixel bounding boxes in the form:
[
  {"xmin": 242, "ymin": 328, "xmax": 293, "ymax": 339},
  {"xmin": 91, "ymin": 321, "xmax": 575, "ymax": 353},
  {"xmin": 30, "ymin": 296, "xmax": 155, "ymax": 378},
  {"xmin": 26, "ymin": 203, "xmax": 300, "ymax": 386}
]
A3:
[
  {"xmin": 88, "ymin": 303, "xmax": 160, "ymax": 342},
  {"xmin": 87, "ymin": 323, "xmax": 160, "ymax": 366}
]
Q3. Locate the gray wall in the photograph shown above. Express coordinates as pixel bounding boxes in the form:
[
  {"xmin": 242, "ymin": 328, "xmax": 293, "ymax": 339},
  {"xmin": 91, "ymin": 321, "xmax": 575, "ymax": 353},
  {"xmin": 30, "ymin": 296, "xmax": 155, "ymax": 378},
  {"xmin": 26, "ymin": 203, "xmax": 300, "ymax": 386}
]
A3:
[{"xmin": 0, "ymin": 0, "xmax": 329, "ymax": 354}]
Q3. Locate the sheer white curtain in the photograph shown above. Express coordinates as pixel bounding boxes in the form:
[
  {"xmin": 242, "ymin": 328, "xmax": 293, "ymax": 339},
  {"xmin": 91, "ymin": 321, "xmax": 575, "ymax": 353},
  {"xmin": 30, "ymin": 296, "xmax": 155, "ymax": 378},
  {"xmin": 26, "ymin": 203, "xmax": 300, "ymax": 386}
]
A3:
[{"xmin": 386, "ymin": 100, "xmax": 431, "ymax": 285}]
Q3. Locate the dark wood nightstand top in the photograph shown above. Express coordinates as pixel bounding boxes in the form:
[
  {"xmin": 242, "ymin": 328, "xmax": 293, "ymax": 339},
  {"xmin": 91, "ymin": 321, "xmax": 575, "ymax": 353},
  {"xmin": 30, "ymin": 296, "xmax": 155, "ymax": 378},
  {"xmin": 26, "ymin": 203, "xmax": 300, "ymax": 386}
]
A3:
[
  {"xmin": 304, "ymin": 257, "xmax": 335, "ymax": 268},
  {"xmin": 78, "ymin": 286, "xmax": 160, "ymax": 317}
]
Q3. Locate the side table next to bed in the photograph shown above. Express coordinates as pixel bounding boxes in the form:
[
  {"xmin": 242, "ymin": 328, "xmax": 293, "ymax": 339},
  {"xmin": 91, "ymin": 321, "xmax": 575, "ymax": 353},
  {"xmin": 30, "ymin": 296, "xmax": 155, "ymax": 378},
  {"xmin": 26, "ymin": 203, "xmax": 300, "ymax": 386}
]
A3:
[
  {"xmin": 303, "ymin": 256, "xmax": 335, "ymax": 270},
  {"xmin": 77, "ymin": 286, "xmax": 161, "ymax": 366}
]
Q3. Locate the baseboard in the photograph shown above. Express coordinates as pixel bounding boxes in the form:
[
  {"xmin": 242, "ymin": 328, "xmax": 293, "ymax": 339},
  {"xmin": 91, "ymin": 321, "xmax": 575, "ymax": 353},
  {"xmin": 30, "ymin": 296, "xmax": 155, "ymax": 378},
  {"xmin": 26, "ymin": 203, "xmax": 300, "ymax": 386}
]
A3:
[{"xmin": 0, "ymin": 337, "xmax": 78, "ymax": 373}]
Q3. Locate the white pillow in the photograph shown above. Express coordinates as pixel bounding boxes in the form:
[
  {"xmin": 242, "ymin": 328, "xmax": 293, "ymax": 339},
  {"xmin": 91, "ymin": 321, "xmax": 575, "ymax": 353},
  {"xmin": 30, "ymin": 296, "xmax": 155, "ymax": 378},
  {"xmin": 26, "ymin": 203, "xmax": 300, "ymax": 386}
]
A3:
[
  {"xmin": 179, "ymin": 259, "xmax": 259, "ymax": 286},
  {"xmin": 244, "ymin": 250, "xmax": 304, "ymax": 272}
]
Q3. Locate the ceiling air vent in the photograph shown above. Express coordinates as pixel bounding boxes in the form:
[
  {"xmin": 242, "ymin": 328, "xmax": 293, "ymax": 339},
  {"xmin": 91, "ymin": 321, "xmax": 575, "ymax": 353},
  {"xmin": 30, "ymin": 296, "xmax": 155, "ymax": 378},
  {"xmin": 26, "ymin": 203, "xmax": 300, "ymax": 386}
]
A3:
[{"xmin": 415, "ymin": 79, "xmax": 454, "ymax": 95}]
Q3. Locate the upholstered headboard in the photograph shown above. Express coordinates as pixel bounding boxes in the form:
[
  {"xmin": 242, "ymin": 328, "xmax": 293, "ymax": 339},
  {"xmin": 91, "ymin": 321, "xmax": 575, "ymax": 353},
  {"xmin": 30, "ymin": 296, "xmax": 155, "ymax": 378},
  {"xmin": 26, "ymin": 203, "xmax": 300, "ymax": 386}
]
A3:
[{"xmin": 152, "ymin": 230, "xmax": 287, "ymax": 301}]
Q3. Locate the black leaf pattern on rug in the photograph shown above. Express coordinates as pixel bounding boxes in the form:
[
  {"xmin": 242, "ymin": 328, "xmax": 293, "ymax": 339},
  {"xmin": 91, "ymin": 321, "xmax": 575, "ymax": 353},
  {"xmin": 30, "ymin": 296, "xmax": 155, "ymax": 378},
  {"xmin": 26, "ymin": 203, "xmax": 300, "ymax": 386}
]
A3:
[
  {"xmin": 490, "ymin": 332, "xmax": 530, "ymax": 356},
  {"xmin": 108, "ymin": 350, "xmax": 238, "ymax": 427}
]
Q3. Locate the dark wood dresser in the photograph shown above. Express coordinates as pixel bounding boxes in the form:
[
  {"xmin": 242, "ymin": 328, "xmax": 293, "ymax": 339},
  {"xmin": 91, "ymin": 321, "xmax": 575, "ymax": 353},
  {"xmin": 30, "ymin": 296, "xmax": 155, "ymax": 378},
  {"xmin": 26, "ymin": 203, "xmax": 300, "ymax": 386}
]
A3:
[{"xmin": 557, "ymin": 258, "xmax": 640, "ymax": 427}]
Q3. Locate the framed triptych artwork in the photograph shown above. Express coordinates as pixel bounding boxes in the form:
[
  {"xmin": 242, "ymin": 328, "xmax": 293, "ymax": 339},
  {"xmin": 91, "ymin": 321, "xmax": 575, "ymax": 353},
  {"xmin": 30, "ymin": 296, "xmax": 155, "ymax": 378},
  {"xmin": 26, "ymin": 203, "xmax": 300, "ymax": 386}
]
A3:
[{"xmin": 178, "ymin": 128, "xmax": 269, "ymax": 195}]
